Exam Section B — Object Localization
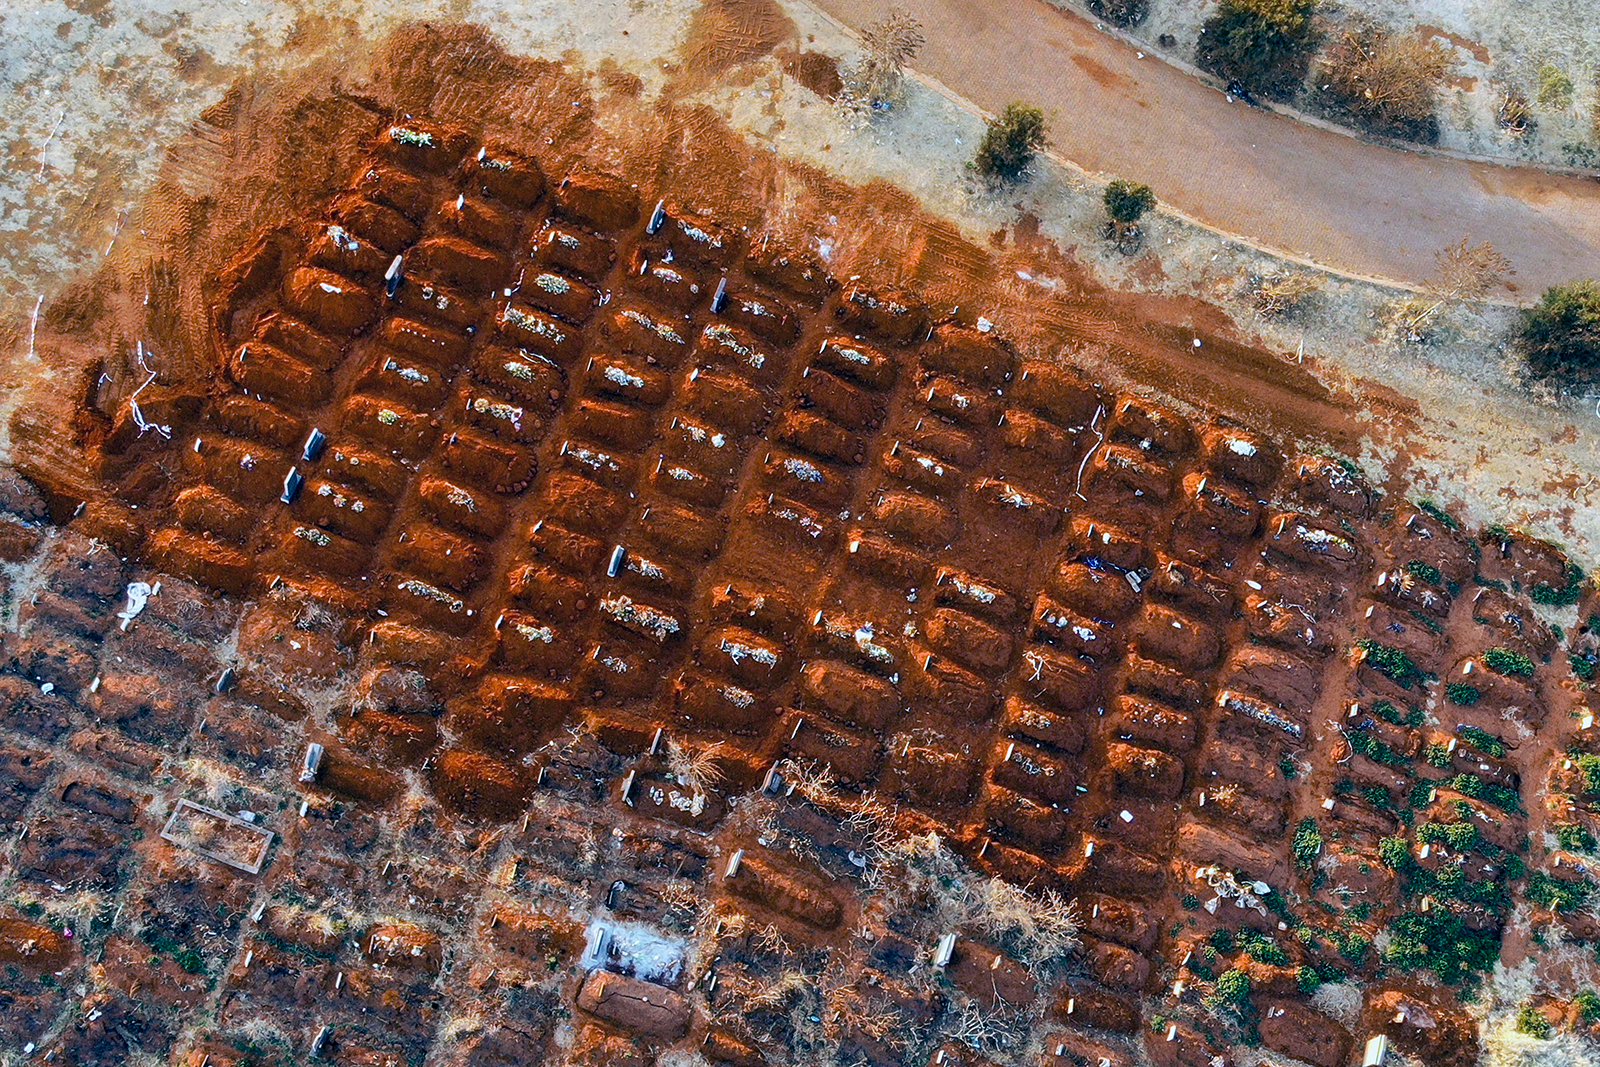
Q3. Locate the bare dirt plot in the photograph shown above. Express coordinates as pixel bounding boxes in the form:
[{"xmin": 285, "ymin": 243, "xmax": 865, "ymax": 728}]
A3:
[{"xmin": 1, "ymin": 20, "xmax": 1597, "ymax": 1067}]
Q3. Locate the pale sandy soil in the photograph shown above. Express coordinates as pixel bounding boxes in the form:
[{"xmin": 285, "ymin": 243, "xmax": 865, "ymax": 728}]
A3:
[
  {"xmin": 1078, "ymin": 0, "xmax": 1600, "ymax": 169},
  {"xmin": 0, "ymin": 0, "xmax": 1596, "ymax": 562}
]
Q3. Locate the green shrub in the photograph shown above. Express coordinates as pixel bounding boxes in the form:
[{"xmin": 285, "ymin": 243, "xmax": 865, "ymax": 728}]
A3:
[
  {"xmin": 1532, "ymin": 561, "xmax": 1585, "ymax": 606},
  {"xmin": 1336, "ymin": 930, "xmax": 1371, "ymax": 963},
  {"xmin": 1556, "ymin": 824, "xmax": 1597, "ymax": 852},
  {"xmin": 1293, "ymin": 818, "xmax": 1322, "ymax": 869},
  {"xmin": 1516, "ymin": 1003, "xmax": 1552, "ymax": 1038},
  {"xmin": 1419, "ymin": 820, "xmax": 1478, "ymax": 851},
  {"xmin": 1483, "ymin": 647, "xmax": 1534, "ymax": 677},
  {"xmin": 1460, "ymin": 726, "xmax": 1504, "ymax": 757},
  {"xmin": 1576, "ymin": 988, "xmax": 1600, "ymax": 1024},
  {"xmin": 1372, "ymin": 700, "xmax": 1425, "ymax": 727},
  {"xmin": 1378, "ymin": 835, "xmax": 1411, "ymax": 869},
  {"xmin": 1572, "ymin": 653, "xmax": 1597, "ymax": 682},
  {"xmin": 1447, "ymin": 774, "xmax": 1519, "ymax": 811},
  {"xmin": 1383, "ymin": 909, "xmax": 1499, "ymax": 985},
  {"xmin": 1578, "ymin": 753, "xmax": 1600, "ymax": 796},
  {"xmin": 1538, "ymin": 64, "xmax": 1575, "ymax": 110},
  {"xmin": 1209, "ymin": 928, "xmax": 1236, "ymax": 953},
  {"xmin": 1445, "ymin": 682, "xmax": 1480, "ymax": 706},
  {"xmin": 1527, "ymin": 871, "xmax": 1593, "ymax": 912},
  {"xmin": 1279, "ymin": 754, "xmax": 1298, "ymax": 778},
  {"xmin": 1195, "ymin": 0, "xmax": 1319, "ymax": 98},
  {"xmin": 1362, "ymin": 785, "xmax": 1392, "ymax": 809},
  {"xmin": 1244, "ymin": 932, "xmax": 1288, "ymax": 966},
  {"xmin": 1417, "ymin": 500, "xmax": 1459, "ymax": 530},
  {"xmin": 1103, "ymin": 179, "xmax": 1156, "ymax": 231},
  {"xmin": 1485, "ymin": 782, "xmax": 1521, "ymax": 811},
  {"xmin": 1347, "ymin": 728, "xmax": 1407, "ymax": 767},
  {"xmin": 1424, "ymin": 742, "xmax": 1452, "ymax": 768},
  {"xmin": 1356, "ymin": 639, "xmax": 1425, "ymax": 688},
  {"xmin": 1215, "ymin": 968, "xmax": 1252, "ymax": 1005},
  {"xmin": 1405, "ymin": 559, "xmax": 1443, "ymax": 585},
  {"xmin": 1433, "ymin": 864, "xmax": 1467, "ymax": 896},
  {"xmin": 1520, "ymin": 280, "xmax": 1600, "ymax": 378},
  {"xmin": 1296, "ymin": 965, "xmax": 1322, "ymax": 993},
  {"xmin": 1445, "ymin": 822, "xmax": 1479, "ymax": 851},
  {"xmin": 974, "ymin": 103, "xmax": 1047, "ymax": 182}
]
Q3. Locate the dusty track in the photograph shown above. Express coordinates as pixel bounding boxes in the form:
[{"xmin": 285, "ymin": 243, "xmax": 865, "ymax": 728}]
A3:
[{"xmin": 805, "ymin": 0, "xmax": 1600, "ymax": 294}]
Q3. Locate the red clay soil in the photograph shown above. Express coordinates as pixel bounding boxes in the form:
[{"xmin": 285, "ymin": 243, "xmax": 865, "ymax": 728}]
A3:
[{"xmin": 5, "ymin": 21, "xmax": 1596, "ymax": 1067}]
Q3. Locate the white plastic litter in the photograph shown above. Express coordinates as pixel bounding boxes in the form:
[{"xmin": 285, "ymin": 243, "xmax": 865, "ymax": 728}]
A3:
[
  {"xmin": 117, "ymin": 581, "xmax": 154, "ymax": 630},
  {"xmin": 128, "ymin": 344, "xmax": 172, "ymax": 440}
]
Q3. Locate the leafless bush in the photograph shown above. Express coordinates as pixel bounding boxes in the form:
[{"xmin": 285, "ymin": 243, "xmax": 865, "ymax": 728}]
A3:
[
  {"xmin": 1320, "ymin": 24, "xmax": 1454, "ymax": 139},
  {"xmin": 752, "ymin": 921, "xmax": 791, "ymax": 957},
  {"xmin": 1429, "ymin": 238, "xmax": 1511, "ymax": 300},
  {"xmin": 665, "ymin": 737, "xmax": 726, "ymax": 795},
  {"xmin": 864, "ymin": 829, "xmax": 961, "ymax": 903},
  {"xmin": 942, "ymin": 999, "xmax": 1028, "ymax": 1052},
  {"xmin": 744, "ymin": 967, "xmax": 814, "ymax": 1011},
  {"xmin": 1381, "ymin": 238, "xmax": 1510, "ymax": 342},
  {"xmin": 1379, "ymin": 295, "xmax": 1442, "ymax": 344},
  {"xmin": 658, "ymin": 880, "xmax": 702, "ymax": 929},
  {"xmin": 847, "ymin": 9, "xmax": 925, "ymax": 109},
  {"xmin": 1497, "ymin": 86, "xmax": 1534, "ymax": 136},
  {"xmin": 960, "ymin": 878, "xmax": 1080, "ymax": 966},
  {"xmin": 775, "ymin": 758, "xmax": 899, "ymax": 869},
  {"xmin": 1255, "ymin": 272, "xmax": 1322, "ymax": 316},
  {"xmin": 820, "ymin": 976, "xmax": 924, "ymax": 1052}
]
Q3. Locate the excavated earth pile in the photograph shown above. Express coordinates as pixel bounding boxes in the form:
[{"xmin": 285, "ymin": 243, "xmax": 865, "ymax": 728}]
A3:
[{"xmin": 1, "ymin": 23, "xmax": 1598, "ymax": 1067}]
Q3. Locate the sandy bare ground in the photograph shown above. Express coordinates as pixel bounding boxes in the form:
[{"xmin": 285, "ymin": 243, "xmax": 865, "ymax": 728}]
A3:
[
  {"xmin": 0, "ymin": 0, "xmax": 1598, "ymax": 568},
  {"xmin": 807, "ymin": 0, "xmax": 1600, "ymax": 294}
]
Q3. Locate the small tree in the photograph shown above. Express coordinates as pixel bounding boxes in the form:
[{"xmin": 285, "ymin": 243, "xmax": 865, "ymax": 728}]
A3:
[
  {"xmin": 974, "ymin": 103, "xmax": 1047, "ymax": 183},
  {"xmin": 853, "ymin": 9, "xmax": 925, "ymax": 109},
  {"xmin": 1320, "ymin": 24, "xmax": 1454, "ymax": 139},
  {"xmin": 1520, "ymin": 280, "xmax": 1600, "ymax": 377},
  {"xmin": 1103, "ymin": 179, "xmax": 1155, "ymax": 237},
  {"xmin": 1196, "ymin": 0, "xmax": 1320, "ymax": 99}
]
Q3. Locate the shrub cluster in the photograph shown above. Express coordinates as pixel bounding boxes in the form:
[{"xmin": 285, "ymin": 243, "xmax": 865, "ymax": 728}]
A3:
[
  {"xmin": 1483, "ymin": 647, "xmax": 1534, "ymax": 677},
  {"xmin": 1459, "ymin": 726, "xmax": 1504, "ymax": 757},
  {"xmin": 1196, "ymin": 0, "xmax": 1319, "ymax": 99},
  {"xmin": 1383, "ymin": 909, "xmax": 1500, "ymax": 985},
  {"xmin": 1356, "ymin": 639, "xmax": 1426, "ymax": 688},
  {"xmin": 1292, "ymin": 818, "xmax": 1322, "ymax": 869},
  {"xmin": 1520, "ymin": 280, "xmax": 1600, "ymax": 379}
]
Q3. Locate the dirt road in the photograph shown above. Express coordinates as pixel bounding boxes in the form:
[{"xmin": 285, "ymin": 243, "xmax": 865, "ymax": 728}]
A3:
[{"xmin": 806, "ymin": 0, "xmax": 1600, "ymax": 294}]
